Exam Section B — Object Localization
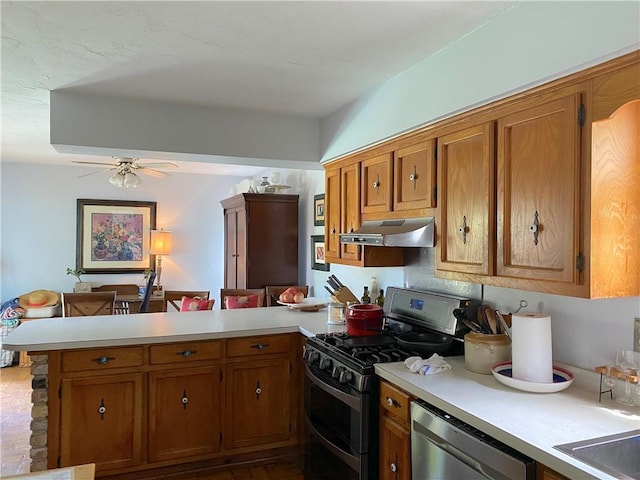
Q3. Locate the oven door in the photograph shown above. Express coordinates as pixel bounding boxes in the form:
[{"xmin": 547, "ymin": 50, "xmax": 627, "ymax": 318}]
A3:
[{"xmin": 303, "ymin": 362, "xmax": 377, "ymax": 480}]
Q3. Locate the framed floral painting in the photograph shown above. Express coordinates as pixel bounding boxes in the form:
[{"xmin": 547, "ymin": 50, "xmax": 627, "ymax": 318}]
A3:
[
  {"xmin": 311, "ymin": 234, "xmax": 330, "ymax": 272},
  {"xmin": 76, "ymin": 199, "xmax": 157, "ymax": 273}
]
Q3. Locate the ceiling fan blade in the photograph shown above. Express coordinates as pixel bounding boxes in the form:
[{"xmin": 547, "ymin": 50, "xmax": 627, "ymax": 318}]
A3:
[
  {"xmin": 137, "ymin": 162, "xmax": 179, "ymax": 169},
  {"xmin": 78, "ymin": 167, "xmax": 117, "ymax": 178},
  {"xmin": 138, "ymin": 167, "xmax": 170, "ymax": 178},
  {"xmin": 72, "ymin": 160, "xmax": 116, "ymax": 167}
]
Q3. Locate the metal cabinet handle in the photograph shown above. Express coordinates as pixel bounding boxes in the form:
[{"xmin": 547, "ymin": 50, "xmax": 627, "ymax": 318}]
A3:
[
  {"xmin": 409, "ymin": 165, "xmax": 418, "ymax": 189},
  {"xmin": 251, "ymin": 343, "xmax": 270, "ymax": 350},
  {"xmin": 372, "ymin": 174, "xmax": 381, "ymax": 189},
  {"xmin": 390, "ymin": 462, "xmax": 397, "ymax": 473},
  {"xmin": 97, "ymin": 398, "xmax": 106, "ymax": 419},
  {"xmin": 386, "ymin": 396, "xmax": 400, "ymax": 408},
  {"xmin": 93, "ymin": 356, "xmax": 115, "ymax": 365},
  {"xmin": 255, "ymin": 380, "xmax": 262, "ymax": 399},
  {"xmin": 458, "ymin": 216, "xmax": 469, "ymax": 244},
  {"xmin": 529, "ymin": 211, "xmax": 540, "ymax": 245},
  {"xmin": 181, "ymin": 389, "xmax": 189, "ymax": 409}
]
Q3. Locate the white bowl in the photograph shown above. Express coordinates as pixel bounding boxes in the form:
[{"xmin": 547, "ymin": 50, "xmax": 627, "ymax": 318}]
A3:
[{"xmin": 491, "ymin": 361, "xmax": 574, "ymax": 393}]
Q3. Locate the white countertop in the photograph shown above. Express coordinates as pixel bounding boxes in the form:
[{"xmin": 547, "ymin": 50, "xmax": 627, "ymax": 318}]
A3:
[
  {"xmin": 375, "ymin": 359, "xmax": 640, "ymax": 480},
  {"xmin": 3, "ymin": 307, "xmax": 345, "ymax": 351},
  {"xmin": 6, "ymin": 310, "xmax": 639, "ymax": 479}
]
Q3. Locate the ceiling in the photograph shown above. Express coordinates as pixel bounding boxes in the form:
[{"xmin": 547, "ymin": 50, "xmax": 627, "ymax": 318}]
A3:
[{"xmin": 1, "ymin": 1, "xmax": 515, "ymax": 176}]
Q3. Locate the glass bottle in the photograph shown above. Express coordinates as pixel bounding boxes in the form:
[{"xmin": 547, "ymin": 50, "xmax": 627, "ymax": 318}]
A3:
[
  {"xmin": 376, "ymin": 288, "xmax": 384, "ymax": 307},
  {"xmin": 370, "ymin": 276, "xmax": 379, "ymax": 300},
  {"xmin": 361, "ymin": 286, "xmax": 371, "ymax": 304}
]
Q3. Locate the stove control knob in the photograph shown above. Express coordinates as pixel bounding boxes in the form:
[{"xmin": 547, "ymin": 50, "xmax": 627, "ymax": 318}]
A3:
[
  {"xmin": 319, "ymin": 357, "xmax": 332, "ymax": 370},
  {"xmin": 309, "ymin": 351, "xmax": 321, "ymax": 364},
  {"xmin": 332, "ymin": 366, "xmax": 342, "ymax": 379},
  {"xmin": 339, "ymin": 369, "xmax": 353, "ymax": 384}
]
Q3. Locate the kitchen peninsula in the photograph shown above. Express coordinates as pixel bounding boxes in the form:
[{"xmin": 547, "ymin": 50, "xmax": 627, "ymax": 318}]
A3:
[{"xmin": 5, "ymin": 310, "xmax": 639, "ymax": 480}]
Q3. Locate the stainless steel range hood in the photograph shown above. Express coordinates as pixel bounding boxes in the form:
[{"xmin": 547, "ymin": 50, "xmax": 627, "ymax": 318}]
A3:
[{"xmin": 340, "ymin": 217, "xmax": 434, "ymax": 247}]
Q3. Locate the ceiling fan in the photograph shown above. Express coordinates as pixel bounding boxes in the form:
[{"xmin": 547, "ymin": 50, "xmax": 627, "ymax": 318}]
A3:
[{"xmin": 72, "ymin": 157, "xmax": 178, "ymax": 188}]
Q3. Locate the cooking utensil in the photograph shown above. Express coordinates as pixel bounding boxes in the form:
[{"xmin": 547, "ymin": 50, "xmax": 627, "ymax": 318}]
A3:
[
  {"xmin": 324, "ymin": 285, "xmax": 336, "ymax": 296},
  {"xmin": 396, "ymin": 331, "xmax": 453, "ymax": 356},
  {"xmin": 463, "ymin": 318, "xmax": 483, "ymax": 333},
  {"xmin": 346, "ymin": 304, "xmax": 384, "ymax": 336},
  {"xmin": 331, "ymin": 275, "xmax": 346, "ymax": 288},
  {"xmin": 484, "ymin": 307, "xmax": 498, "ymax": 334},
  {"xmin": 495, "ymin": 310, "xmax": 512, "ymax": 340},
  {"xmin": 327, "ymin": 276, "xmax": 341, "ymax": 291}
]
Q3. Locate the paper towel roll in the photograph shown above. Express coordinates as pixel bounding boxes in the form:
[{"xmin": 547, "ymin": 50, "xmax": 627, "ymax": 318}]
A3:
[{"xmin": 511, "ymin": 312, "xmax": 553, "ymax": 383}]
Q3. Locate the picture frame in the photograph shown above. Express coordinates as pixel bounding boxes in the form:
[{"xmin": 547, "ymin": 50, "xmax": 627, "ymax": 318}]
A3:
[
  {"xmin": 314, "ymin": 194, "xmax": 325, "ymax": 226},
  {"xmin": 311, "ymin": 234, "xmax": 330, "ymax": 272},
  {"xmin": 76, "ymin": 199, "xmax": 157, "ymax": 274}
]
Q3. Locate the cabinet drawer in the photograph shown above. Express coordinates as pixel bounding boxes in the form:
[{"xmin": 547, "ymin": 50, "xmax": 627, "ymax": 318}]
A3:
[
  {"xmin": 226, "ymin": 334, "xmax": 291, "ymax": 358},
  {"xmin": 149, "ymin": 340, "xmax": 222, "ymax": 365},
  {"xmin": 62, "ymin": 346, "xmax": 143, "ymax": 373},
  {"xmin": 380, "ymin": 381, "xmax": 411, "ymax": 426}
]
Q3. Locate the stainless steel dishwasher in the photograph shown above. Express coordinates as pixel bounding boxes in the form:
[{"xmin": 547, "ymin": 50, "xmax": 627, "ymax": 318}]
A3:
[{"xmin": 411, "ymin": 400, "xmax": 536, "ymax": 480}]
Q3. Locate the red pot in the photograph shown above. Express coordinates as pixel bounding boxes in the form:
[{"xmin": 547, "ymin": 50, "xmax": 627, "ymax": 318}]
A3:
[{"xmin": 346, "ymin": 304, "xmax": 384, "ymax": 336}]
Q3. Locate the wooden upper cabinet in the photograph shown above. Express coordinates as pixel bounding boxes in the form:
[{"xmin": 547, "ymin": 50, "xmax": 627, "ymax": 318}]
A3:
[
  {"xmin": 591, "ymin": 62, "xmax": 640, "ymax": 121},
  {"xmin": 496, "ymin": 93, "xmax": 581, "ymax": 283},
  {"xmin": 341, "ymin": 162, "xmax": 363, "ymax": 262},
  {"xmin": 394, "ymin": 138, "xmax": 437, "ymax": 214},
  {"xmin": 437, "ymin": 123, "xmax": 494, "ymax": 276},
  {"xmin": 362, "ymin": 153, "xmax": 393, "ymax": 215},
  {"xmin": 325, "ymin": 166, "xmax": 341, "ymax": 263}
]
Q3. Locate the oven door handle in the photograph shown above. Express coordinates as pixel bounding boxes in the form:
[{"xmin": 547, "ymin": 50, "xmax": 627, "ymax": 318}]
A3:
[
  {"xmin": 305, "ymin": 364, "xmax": 361, "ymax": 411},
  {"xmin": 304, "ymin": 415, "xmax": 361, "ymax": 473}
]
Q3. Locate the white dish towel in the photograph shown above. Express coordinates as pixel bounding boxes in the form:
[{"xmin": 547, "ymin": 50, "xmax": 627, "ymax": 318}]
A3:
[{"xmin": 404, "ymin": 353, "xmax": 452, "ymax": 375}]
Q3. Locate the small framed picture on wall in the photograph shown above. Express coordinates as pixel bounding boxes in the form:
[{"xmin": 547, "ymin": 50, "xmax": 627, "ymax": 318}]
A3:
[
  {"xmin": 311, "ymin": 235, "xmax": 330, "ymax": 271},
  {"xmin": 314, "ymin": 194, "xmax": 325, "ymax": 226}
]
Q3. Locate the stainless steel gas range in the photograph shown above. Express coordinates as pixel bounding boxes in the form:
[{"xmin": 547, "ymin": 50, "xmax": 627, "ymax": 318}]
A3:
[{"xmin": 302, "ymin": 287, "xmax": 478, "ymax": 480}]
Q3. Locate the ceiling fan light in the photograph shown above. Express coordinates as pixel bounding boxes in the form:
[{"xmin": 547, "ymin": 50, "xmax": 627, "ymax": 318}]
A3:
[
  {"xmin": 124, "ymin": 172, "xmax": 141, "ymax": 188},
  {"xmin": 109, "ymin": 173, "xmax": 124, "ymax": 187}
]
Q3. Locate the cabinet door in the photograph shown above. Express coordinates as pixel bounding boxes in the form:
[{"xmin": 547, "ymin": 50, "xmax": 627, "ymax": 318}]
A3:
[
  {"xmin": 325, "ymin": 166, "xmax": 341, "ymax": 262},
  {"xmin": 60, "ymin": 373, "xmax": 143, "ymax": 472},
  {"xmin": 437, "ymin": 123, "xmax": 494, "ymax": 275},
  {"xmin": 341, "ymin": 163, "xmax": 362, "ymax": 261},
  {"xmin": 362, "ymin": 153, "xmax": 393, "ymax": 215},
  {"xmin": 379, "ymin": 416, "xmax": 411, "ymax": 480},
  {"xmin": 497, "ymin": 94, "xmax": 581, "ymax": 282},
  {"xmin": 225, "ymin": 358, "xmax": 291, "ymax": 450},
  {"xmin": 148, "ymin": 366, "xmax": 222, "ymax": 462},
  {"xmin": 394, "ymin": 138, "xmax": 437, "ymax": 213}
]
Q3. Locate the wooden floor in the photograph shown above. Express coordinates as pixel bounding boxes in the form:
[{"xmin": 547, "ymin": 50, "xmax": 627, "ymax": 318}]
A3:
[{"xmin": 0, "ymin": 363, "xmax": 305, "ymax": 479}]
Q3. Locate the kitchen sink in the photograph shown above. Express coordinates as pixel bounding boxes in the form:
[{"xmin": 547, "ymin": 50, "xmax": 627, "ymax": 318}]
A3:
[{"xmin": 554, "ymin": 430, "xmax": 640, "ymax": 480}]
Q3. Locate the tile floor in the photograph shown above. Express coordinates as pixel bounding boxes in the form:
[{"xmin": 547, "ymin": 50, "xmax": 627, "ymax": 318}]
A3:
[{"xmin": 0, "ymin": 364, "xmax": 33, "ymax": 476}]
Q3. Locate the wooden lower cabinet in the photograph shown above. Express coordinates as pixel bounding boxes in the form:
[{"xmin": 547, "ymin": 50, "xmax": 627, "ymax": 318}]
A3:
[
  {"xmin": 537, "ymin": 463, "xmax": 570, "ymax": 480},
  {"xmin": 225, "ymin": 357, "xmax": 291, "ymax": 450},
  {"xmin": 60, "ymin": 372, "xmax": 143, "ymax": 471},
  {"xmin": 50, "ymin": 335, "xmax": 300, "ymax": 477},
  {"xmin": 379, "ymin": 380, "xmax": 413, "ymax": 480},
  {"xmin": 148, "ymin": 366, "xmax": 222, "ymax": 462}
]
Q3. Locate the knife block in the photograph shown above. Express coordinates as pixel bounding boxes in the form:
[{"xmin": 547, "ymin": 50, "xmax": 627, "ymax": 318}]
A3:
[{"xmin": 332, "ymin": 287, "xmax": 359, "ymax": 305}]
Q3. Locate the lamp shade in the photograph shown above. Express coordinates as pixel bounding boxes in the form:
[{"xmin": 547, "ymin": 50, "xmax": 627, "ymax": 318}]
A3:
[{"xmin": 150, "ymin": 229, "xmax": 173, "ymax": 255}]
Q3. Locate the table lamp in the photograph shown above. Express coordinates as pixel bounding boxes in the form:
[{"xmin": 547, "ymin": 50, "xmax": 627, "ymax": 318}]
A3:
[{"xmin": 150, "ymin": 229, "xmax": 172, "ymax": 290}]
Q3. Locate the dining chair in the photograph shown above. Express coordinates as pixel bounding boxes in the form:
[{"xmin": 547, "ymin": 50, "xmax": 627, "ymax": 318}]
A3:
[
  {"xmin": 92, "ymin": 284, "xmax": 139, "ymax": 314},
  {"xmin": 139, "ymin": 271, "xmax": 156, "ymax": 313},
  {"xmin": 265, "ymin": 285, "xmax": 309, "ymax": 307},
  {"xmin": 164, "ymin": 290, "xmax": 211, "ymax": 312},
  {"xmin": 62, "ymin": 292, "xmax": 116, "ymax": 317},
  {"xmin": 220, "ymin": 288, "xmax": 265, "ymax": 309}
]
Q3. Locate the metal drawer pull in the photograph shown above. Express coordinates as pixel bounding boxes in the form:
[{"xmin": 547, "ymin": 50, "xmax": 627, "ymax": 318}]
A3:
[
  {"xmin": 251, "ymin": 343, "xmax": 270, "ymax": 350},
  {"xmin": 181, "ymin": 389, "xmax": 189, "ymax": 409},
  {"xmin": 97, "ymin": 398, "xmax": 106, "ymax": 419},
  {"xmin": 177, "ymin": 350, "xmax": 197, "ymax": 357},
  {"xmin": 386, "ymin": 396, "xmax": 400, "ymax": 408},
  {"xmin": 93, "ymin": 356, "xmax": 115, "ymax": 365},
  {"xmin": 529, "ymin": 210, "xmax": 540, "ymax": 245}
]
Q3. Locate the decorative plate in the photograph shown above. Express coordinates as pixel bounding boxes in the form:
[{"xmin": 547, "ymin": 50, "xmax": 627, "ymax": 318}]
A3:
[
  {"xmin": 276, "ymin": 297, "xmax": 329, "ymax": 311},
  {"xmin": 491, "ymin": 361, "xmax": 574, "ymax": 393}
]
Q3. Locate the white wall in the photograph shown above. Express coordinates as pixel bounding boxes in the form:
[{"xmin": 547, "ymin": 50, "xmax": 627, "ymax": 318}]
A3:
[
  {"xmin": 0, "ymin": 163, "xmax": 325, "ymax": 308},
  {"xmin": 321, "ymin": 1, "xmax": 640, "ymax": 160}
]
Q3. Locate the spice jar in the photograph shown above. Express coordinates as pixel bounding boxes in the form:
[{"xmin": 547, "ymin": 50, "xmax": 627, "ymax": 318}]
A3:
[{"xmin": 464, "ymin": 332, "xmax": 511, "ymax": 374}]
